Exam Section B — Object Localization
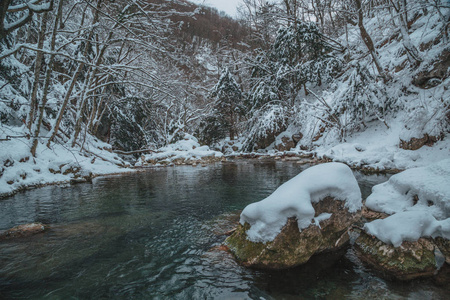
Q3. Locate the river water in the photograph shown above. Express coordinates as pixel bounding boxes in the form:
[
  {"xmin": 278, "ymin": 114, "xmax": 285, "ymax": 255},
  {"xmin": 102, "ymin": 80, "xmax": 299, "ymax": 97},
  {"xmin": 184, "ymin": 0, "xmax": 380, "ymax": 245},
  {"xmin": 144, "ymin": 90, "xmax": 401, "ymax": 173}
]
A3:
[{"xmin": 0, "ymin": 161, "xmax": 447, "ymax": 299}]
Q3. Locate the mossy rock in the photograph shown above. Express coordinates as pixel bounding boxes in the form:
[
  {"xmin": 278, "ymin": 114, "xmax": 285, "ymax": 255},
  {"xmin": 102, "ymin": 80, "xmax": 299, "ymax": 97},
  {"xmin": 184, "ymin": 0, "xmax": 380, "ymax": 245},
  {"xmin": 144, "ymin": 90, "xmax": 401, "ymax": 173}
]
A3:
[
  {"xmin": 225, "ymin": 197, "xmax": 360, "ymax": 269},
  {"xmin": 355, "ymin": 231, "xmax": 437, "ymax": 280}
]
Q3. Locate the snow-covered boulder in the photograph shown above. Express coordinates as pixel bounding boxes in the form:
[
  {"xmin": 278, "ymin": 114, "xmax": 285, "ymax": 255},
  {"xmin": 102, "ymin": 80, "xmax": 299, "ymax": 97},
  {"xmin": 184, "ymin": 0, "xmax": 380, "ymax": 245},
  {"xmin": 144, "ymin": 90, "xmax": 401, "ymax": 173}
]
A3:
[
  {"xmin": 225, "ymin": 162, "xmax": 362, "ymax": 269},
  {"xmin": 355, "ymin": 160, "xmax": 450, "ymax": 280},
  {"xmin": 274, "ymin": 132, "xmax": 296, "ymax": 152},
  {"xmin": 365, "ymin": 159, "xmax": 450, "ymax": 219}
]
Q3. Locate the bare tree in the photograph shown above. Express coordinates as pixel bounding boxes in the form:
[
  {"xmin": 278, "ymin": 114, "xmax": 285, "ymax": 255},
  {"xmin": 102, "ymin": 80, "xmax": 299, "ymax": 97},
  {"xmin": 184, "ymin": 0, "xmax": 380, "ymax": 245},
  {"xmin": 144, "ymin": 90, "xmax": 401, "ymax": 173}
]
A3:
[
  {"xmin": 389, "ymin": 0, "xmax": 422, "ymax": 66},
  {"xmin": 0, "ymin": 0, "xmax": 53, "ymax": 40},
  {"xmin": 353, "ymin": 0, "xmax": 388, "ymax": 81}
]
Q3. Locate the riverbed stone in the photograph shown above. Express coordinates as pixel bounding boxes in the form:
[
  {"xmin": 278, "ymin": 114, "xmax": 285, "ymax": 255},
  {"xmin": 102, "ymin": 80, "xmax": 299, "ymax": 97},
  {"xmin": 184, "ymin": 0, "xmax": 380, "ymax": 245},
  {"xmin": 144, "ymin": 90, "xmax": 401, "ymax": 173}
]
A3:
[
  {"xmin": 354, "ymin": 231, "xmax": 437, "ymax": 280},
  {"xmin": 0, "ymin": 223, "xmax": 47, "ymax": 240},
  {"xmin": 225, "ymin": 196, "xmax": 361, "ymax": 269}
]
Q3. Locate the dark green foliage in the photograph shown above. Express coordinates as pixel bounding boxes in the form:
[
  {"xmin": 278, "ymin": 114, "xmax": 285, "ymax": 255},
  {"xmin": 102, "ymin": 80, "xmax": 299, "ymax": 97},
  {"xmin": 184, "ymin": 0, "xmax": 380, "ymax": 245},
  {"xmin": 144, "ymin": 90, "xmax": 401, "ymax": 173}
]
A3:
[
  {"xmin": 247, "ymin": 21, "xmax": 342, "ymax": 110},
  {"xmin": 209, "ymin": 68, "xmax": 243, "ymax": 140},
  {"xmin": 110, "ymin": 97, "xmax": 159, "ymax": 152},
  {"xmin": 197, "ymin": 114, "xmax": 227, "ymax": 146}
]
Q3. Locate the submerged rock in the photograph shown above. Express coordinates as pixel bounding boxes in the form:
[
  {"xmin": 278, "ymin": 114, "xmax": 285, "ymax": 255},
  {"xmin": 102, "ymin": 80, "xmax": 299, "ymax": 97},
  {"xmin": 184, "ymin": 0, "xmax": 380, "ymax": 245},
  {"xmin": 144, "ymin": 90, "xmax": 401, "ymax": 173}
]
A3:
[
  {"xmin": 225, "ymin": 196, "xmax": 361, "ymax": 269},
  {"xmin": 355, "ymin": 231, "xmax": 437, "ymax": 280},
  {"xmin": 0, "ymin": 223, "xmax": 47, "ymax": 240}
]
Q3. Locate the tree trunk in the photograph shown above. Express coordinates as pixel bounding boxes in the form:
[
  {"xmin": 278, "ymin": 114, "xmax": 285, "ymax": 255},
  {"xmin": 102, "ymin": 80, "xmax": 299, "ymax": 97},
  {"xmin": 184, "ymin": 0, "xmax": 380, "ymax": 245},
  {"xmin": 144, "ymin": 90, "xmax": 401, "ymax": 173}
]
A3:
[
  {"xmin": 31, "ymin": 1, "xmax": 64, "ymax": 156},
  {"xmin": 354, "ymin": 0, "xmax": 387, "ymax": 81},
  {"xmin": 69, "ymin": 0, "xmax": 105, "ymax": 147},
  {"xmin": 392, "ymin": 0, "xmax": 422, "ymax": 65},
  {"xmin": 26, "ymin": 13, "xmax": 47, "ymax": 130},
  {"xmin": 47, "ymin": 0, "xmax": 94, "ymax": 147}
]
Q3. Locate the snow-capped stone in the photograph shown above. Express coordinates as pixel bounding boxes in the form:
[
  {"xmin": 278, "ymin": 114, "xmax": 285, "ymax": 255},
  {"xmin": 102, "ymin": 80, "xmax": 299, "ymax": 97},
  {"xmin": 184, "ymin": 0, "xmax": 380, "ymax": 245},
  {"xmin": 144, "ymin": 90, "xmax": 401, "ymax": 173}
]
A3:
[
  {"xmin": 240, "ymin": 162, "xmax": 362, "ymax": 243},
  {"xmin": 225, "ymin": 163, "xmax": 362, "ymax": 269}
]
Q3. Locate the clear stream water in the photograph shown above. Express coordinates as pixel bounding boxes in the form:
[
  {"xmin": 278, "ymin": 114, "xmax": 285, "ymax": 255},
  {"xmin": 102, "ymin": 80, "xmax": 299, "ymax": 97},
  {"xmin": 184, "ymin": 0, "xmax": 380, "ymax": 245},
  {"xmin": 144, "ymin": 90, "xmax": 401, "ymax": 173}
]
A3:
[{"xmin": 0, "ymin": 161, "xmax": 448, "ymax": 299}]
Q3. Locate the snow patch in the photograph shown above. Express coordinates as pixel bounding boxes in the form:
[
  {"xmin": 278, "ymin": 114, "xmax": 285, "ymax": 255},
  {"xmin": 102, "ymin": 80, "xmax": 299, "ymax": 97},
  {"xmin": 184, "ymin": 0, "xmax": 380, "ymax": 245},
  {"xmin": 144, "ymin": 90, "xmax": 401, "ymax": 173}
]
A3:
[
  {"xmin": 0, "ymin": 125, "xmax": 131, "ymax": 197},
  {"xmin": 364, "ymin": 211, "xmax": 449, "ymax": 248},
  {"xmin": 366, "ymin": 159, "xmax": 450, "ymax": 218},
  {"xmin": 314, "ymin": 120, "xmax": 450, "ymax": 171}
]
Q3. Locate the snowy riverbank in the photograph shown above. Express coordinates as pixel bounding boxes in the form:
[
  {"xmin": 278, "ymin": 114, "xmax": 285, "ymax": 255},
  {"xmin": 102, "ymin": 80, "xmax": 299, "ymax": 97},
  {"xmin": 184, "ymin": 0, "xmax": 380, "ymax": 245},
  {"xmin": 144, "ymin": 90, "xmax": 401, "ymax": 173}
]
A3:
[
  {"xmin": 0, "ymin": 126, "xmax": 132, "ymax": 198},
  {"xmin": 1, "ymin": 127, "xmax": 448, "ymax": 198}
]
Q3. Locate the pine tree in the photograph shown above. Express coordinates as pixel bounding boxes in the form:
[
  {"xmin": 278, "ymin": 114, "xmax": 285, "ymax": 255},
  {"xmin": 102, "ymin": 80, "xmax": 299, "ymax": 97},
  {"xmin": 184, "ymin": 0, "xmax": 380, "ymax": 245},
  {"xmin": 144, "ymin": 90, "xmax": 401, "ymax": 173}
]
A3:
[{"xmin": 210, "ymin": 68, "xmax": 243, "ymax": 140}]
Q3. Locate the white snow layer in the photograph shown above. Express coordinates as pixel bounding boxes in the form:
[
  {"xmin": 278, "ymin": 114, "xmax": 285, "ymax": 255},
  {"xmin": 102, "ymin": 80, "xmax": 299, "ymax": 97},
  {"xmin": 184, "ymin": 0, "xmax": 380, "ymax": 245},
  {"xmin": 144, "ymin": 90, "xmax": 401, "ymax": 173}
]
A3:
[
  {"xmin": 364, "ymin": 159, "xmax": 450, "ymax": 247},
  {"xmin": 364, "ymin": 211, "xmax": 450, "ymax": 247},
  {"xmin": 314, "ymin": 121, "xmax": 450, "ymax": 171},
  {"xmin": 137, "ymin": 133, "xmax": 223, "ymax": 165},
  {"xmin": 240, "ymin": 162, "xmax": 362, "ymax": 242}
]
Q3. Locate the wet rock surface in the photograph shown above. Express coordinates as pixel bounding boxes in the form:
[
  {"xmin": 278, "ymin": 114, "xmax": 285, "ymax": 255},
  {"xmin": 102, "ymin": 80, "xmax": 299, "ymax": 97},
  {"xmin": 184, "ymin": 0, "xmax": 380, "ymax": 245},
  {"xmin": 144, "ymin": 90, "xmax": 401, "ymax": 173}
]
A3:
[
  {"xmin": 275, "ymin": 136, "xmax": 296, "ymax": 152},
  {"xmin": 225, "ymin": 197, "xmax": 361, "ymax": 269},
  {"xmin": 361, "ymin": 206, "xmax": 389, "ymax": 221},
  {"xmin": 399, "ymin": 133, "xmax": 443, "ymax": 150},
  {"xmin": 0, "ymin": 223, "xmax": 47, "ymax": 240},
  {"xmin": 355, "ymin": 231, "xmax": 437, "ymax": 280}
]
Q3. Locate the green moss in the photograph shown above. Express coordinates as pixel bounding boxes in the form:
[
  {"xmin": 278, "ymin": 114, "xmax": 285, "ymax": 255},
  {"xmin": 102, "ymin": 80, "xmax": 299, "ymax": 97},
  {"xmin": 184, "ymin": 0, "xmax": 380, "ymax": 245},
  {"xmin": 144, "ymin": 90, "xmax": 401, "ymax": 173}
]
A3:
[
  {"xmin": 225, "ymin": 211, "xmax": 353, "ymax": 269},
  {"xmin": 225, "ymin": 223, "xmax": 269, "ymax": 263},
  {"xmin": 355, "ymin": 232, "xmax": 437, "ymax": 280}
]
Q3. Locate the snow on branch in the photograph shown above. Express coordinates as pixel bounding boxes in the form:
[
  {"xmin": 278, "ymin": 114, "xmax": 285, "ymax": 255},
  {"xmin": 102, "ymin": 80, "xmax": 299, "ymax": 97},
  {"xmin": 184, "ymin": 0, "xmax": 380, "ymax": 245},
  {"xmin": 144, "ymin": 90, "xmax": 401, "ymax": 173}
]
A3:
[{"xmin": 1, "ymin": 0, "xmax": 54, "ymax": 39}]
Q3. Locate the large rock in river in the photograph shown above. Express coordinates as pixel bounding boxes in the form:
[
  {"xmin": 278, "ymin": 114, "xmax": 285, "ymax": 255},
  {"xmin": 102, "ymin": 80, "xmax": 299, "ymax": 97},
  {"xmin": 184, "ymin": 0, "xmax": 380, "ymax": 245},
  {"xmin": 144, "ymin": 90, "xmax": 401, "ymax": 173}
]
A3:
[
  {"xmin": 224, "ymin": 162, "xmax": 362, "ymax": 269},
  {"xmin": 225, "ymin": 196, "xmax": 361, "ymax": 269},
  {"xmin": 358, "ymin": 160, "xmax": 450, "ymax": 280}
]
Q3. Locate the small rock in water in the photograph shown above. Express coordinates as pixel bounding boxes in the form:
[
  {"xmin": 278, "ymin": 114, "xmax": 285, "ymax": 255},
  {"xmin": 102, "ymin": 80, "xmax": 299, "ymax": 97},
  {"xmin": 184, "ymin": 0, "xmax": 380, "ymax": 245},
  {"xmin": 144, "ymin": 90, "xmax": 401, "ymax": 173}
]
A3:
[{"xmin": 0, "ymin": 223, "xmax": 47, "ymax": 240}]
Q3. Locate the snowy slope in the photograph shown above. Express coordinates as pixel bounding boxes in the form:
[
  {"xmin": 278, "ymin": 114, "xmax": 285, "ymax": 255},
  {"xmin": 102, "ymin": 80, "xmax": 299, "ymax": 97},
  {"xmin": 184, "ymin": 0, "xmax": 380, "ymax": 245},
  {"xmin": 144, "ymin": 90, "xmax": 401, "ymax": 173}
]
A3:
[{"xmin": 0, "ymin": 125, "xmax": 131, "ymax": 197}]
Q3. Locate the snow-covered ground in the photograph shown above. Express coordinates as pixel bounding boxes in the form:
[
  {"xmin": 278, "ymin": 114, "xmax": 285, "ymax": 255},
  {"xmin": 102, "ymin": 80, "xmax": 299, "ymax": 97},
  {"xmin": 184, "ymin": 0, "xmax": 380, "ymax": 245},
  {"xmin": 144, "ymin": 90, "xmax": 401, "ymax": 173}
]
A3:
[
  {"xmin": 0, "ymin": 125, "xmax": 131, "ymax": 198},
  {"xmin": 240, "ymin": 162, "xmax": 361, "ymax": 242},
  {"xmin": 136, "ymin": 134, "xmax": 223, "ymax": 166},
  {"xmin": 314, "ymin": 121, "xmax": 450, "ymax": 171}
]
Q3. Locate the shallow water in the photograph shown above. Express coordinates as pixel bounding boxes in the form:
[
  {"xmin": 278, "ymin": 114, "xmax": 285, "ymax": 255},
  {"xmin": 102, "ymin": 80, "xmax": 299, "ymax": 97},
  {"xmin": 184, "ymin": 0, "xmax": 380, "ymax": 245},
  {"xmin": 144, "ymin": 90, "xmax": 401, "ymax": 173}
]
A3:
[{"xmin": 0, "ymin": 161, "xmax": 447, "ymax": 299}]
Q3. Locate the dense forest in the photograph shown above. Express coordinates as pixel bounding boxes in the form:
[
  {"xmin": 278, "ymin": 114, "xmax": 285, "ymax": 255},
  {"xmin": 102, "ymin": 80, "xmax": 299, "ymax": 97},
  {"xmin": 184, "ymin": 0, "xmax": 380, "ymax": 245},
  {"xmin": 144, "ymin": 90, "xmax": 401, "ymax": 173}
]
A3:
[{"xmin": 0, "ymin": 0, "xmax": 449, "ymax": 194}]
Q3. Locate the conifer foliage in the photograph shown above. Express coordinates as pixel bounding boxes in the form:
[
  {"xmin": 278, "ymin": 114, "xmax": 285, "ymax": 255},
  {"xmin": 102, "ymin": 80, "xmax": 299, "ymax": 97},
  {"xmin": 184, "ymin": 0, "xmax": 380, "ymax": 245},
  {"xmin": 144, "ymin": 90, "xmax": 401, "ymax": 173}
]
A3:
[{"xmin": 209, "ymin": 68, "xmax": 243, "ymax": 141}]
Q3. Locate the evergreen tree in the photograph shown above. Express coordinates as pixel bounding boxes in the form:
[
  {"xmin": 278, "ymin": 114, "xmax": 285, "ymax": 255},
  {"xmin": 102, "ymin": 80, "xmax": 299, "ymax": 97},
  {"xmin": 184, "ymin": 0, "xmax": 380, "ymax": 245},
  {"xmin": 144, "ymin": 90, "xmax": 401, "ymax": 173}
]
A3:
[{"xmin": 210, "ymin": 68, "xmax": 243, "ymax": 140}]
